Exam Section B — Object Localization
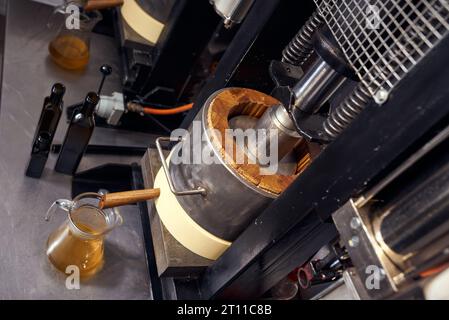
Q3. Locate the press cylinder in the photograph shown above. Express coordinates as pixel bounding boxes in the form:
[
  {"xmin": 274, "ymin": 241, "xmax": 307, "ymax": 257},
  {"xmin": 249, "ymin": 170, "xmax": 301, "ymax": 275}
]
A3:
[
  {"xmin": 170, "ymin": 89, "xmax": 288, "ymax": 241},
  {"xmin": 154, "ymin": 88, "xmax": 311, "ymax": 260}
]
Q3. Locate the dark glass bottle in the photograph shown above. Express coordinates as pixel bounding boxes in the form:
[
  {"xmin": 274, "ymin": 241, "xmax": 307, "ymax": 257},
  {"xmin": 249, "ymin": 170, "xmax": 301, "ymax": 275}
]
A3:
[
  {"xmin": 25, "ymin": 83, "xmax": 66, "ymax": 178},
  {"xmin": 54, "ymin": 92, "xmax": 100, "ymax": 175}
]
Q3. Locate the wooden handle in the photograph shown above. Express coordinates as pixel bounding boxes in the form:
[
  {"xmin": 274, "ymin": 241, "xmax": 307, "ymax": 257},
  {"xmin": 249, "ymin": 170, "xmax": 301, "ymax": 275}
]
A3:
[
  {"xmin": 85, "ymin": 0, "xmax": 124, "ymax": 11},
  {"xmin": 100, "ymin": 189, "xmax": 160, "ymax": 209}
]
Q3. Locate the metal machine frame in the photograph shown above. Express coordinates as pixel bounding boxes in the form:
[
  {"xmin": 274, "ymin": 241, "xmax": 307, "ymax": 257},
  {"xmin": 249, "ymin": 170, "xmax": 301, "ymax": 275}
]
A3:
[
  {"xmin": 72, "ymin": 0, "xmax": 449, "ymax": 300},
  {"xmin": 195, "ymin": 21, "xmax": 449, "ymax": 299}
]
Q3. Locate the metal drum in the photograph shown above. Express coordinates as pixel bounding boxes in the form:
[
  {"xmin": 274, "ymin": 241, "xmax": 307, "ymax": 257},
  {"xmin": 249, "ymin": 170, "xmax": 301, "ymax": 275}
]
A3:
[
  {"xmin": 155, "ymin": 88, "xmax": 310, "ymax": 259},
  {"xmin": 169, "ymin": 89, "xmax": 278, "ymax": 241}
]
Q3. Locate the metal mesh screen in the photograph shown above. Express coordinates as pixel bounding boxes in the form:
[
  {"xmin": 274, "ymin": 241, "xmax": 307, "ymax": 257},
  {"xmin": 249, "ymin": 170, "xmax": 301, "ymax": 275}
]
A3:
[{"xmin": 314, "ymin": 0, "xmax": 449, "ymax": 102}]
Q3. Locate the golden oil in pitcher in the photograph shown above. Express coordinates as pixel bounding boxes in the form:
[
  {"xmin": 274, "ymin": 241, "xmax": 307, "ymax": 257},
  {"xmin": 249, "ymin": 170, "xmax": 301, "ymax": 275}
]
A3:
[{"xmin": 45, "ymin": 193, "xmax": 123, "ymax": 279}]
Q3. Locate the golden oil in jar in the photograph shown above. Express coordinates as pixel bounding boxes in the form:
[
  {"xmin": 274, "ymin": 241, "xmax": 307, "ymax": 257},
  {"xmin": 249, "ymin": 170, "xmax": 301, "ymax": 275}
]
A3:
[{"xmin": 48, "ymin": 35, "xmax": 90, "ymax": 70}]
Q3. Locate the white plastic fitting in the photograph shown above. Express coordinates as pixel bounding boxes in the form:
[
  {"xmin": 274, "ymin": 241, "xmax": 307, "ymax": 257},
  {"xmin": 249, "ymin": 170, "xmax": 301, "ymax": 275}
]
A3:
[{"xmin": 96, "ymin": 92, "xmax": 125, "ymax": 126}]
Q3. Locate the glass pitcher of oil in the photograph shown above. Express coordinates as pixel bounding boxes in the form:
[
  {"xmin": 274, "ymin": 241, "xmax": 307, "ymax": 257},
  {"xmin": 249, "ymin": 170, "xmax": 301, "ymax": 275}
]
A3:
[
  {"xmin": 48, "ymin": 1, "xmax": 102, "ymax": 70},
  {"xmin": 45, "ymin": 192, "xmax": 123, "ymax": 279}
]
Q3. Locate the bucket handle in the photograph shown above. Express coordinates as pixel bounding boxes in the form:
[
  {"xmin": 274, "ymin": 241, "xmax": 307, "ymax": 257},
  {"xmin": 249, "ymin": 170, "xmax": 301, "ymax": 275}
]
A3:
[{"xmin": 155, "ymin": 136, "xmax": 207, "ymax": 196}]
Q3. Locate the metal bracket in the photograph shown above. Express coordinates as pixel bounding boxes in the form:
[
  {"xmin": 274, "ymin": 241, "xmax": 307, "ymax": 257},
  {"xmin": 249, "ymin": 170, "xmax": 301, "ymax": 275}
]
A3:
[
  {"xmin": 332, "ymin": 200, "xmax": 402, "ymax": 299},
  {"xmin": 155, "ymin": 136, "xmax": 207, "ymax": 196},
  {"xmin": 271, "ymin": 85, "xmax": 331, "ymax": 143}
]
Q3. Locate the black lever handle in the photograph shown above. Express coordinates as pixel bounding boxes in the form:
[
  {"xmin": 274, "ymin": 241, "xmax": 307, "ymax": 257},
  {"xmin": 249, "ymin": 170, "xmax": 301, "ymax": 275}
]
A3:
[{"xmin": 97, "ymin": 64, "xmax": 112, "ymax": 95}]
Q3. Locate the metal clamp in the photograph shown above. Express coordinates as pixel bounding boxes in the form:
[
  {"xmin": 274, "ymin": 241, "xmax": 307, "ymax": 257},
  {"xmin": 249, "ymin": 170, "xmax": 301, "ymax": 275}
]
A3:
[{"xmin": 155, "ymin": 136, "xmax": 207, "ymax": 196}]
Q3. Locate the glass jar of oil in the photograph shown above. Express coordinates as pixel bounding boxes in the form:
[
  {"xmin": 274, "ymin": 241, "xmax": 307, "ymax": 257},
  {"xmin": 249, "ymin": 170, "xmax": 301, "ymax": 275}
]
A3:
[
  {"xmin": 48, "ymin": 4, "xmax": 102, "ymax": 70},
  {"xmin": 45, "ymin": 193, "xmax": 123, "ymax": 279}
]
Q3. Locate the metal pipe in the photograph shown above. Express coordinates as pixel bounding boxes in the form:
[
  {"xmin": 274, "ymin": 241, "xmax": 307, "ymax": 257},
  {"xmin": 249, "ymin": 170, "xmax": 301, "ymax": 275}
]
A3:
[
  {"xmin": 210, "ymin": 0, "xmax": 255, "ymax": 28},
  {"xmin": 247, "ymin": 104, "xmax": 300, "ymax": 164},
  {"xmin": 251, "ymin": 56, "xmax": 347, "ymax": 155},
  {"xmin": 292, "ymin": 57, "xmax": 347, "ymax": 114}
]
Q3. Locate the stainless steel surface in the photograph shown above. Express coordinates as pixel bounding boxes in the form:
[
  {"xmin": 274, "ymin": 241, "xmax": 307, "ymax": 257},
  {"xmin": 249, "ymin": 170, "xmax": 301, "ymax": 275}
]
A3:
[
  {"xmin": 169, "ymin": 91, "xmax": 275, "ymax": 241},
  {"xmin": 315, "ymin": 0, "xmax": 449, "ymax": 100},
  {"xmin": 156, "ymin": 136, "xmax": 207, "ymax": 196},
  {"xmin": 292, "ymin": 57, "xmax": 346, "ymax": 114},
  {"xmin": 0, "ymin": 0, "xmax": 154, "ymax": 299},
  {"xmin": 281, "ymin": 11, "xmax": 324, "ymax": 66},
  {"xmin": 141, "ymin": 149, "xmax": 212, "ymax": 278},
  {"xmin": 210, "ymin": 0, "xmax": 255, "ymax": 27},
  {"xmin": 249, "ymin": 104, "xmax": 300, "ymax": 164},
  {"xmin": 313, "ymin": 271, "xmax": 364, "ymax": 300},
  {"xmin": 311, "ymin": 278, "xmax": 346, "ymax": 300},
  {"xmin": 340, "ymin": 270, "xmax": 362, "ymax": 300}
]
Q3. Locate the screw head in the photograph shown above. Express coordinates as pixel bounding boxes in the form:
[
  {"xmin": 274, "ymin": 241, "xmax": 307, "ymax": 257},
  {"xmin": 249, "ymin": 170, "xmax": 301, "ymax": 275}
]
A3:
[
  {"xmin": 374, "ymin": 88, "xmax": 389, "ymax": 105},
  {"xmin": 348, "ymin": 236, "xmax": 360, "ymax": 247},
  {"xmin": 223, "ymin": 17, "xmax": 232, "ymax": 28},
  {"xmin": 350, "ymin": 217, "xmax": 362, "ymax": 230}
]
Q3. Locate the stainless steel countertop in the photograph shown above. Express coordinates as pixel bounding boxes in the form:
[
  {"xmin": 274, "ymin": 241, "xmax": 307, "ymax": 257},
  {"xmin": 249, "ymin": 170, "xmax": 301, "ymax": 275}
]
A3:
[{"xmin": 0, "ymin": 0, "xmax": 153, "ymax": 299}]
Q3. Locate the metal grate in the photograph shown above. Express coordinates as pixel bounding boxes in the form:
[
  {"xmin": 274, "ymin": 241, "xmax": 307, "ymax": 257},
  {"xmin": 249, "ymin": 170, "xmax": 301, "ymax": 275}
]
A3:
[{"xmin": 314, "ymin": 0, "xmax": 449, "ymax": 103}]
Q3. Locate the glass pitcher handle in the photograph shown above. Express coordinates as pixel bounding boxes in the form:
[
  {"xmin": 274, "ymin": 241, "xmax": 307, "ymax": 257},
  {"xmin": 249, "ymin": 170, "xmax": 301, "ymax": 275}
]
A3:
[
  {"xmin": 46, "ymin": 4, "xmax": 66, "ymax": 29},
  {"xmin": 45, "ymin": 199, "xmax": 74, "ymax": 221}
]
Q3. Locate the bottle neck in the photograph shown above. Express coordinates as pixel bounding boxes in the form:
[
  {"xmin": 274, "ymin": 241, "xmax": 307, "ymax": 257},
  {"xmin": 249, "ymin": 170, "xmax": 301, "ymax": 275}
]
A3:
[
  {"xmin": 81, "ymin": 103, "xmax": 96, "ymax": 117},
  {"xmin": 80, "ymin": 92, "xmax": 100, "ymax": 117},
  {"xmin": 49, "ymin": 83, "xmax": 66, "ymax": 106}
]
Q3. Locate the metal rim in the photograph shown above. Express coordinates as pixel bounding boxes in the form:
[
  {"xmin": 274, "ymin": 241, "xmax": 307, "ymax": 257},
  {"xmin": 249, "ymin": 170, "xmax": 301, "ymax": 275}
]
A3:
[{"xmin": 201, "ymin": 88, "xmax": 277, "ymax": 199}]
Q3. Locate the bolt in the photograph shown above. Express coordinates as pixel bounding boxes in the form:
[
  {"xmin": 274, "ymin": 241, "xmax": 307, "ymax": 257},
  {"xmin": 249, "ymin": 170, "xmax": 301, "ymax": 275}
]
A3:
[
  {"xmin": 374, "ymin": 88, "xmax": 389, "ymax": 105},
  {"xmin": 350, "ymin": 217, "xmax": 362, "ymax": 230},
  {"xmin": 224, "ymin": 18, "xmax": 232, "ymax": 29},
  {"xmin": 348, "ymin": 236, "xmax": 360, "ymax": 247}
]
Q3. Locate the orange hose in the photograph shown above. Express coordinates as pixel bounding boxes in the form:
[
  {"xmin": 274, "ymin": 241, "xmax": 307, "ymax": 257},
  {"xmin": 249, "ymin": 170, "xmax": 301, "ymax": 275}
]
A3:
[
  {"xmin": 143, "ymin": 103, "xmax": 193, "ymax": 115},
  {"xmin": 420, "ymin": 262, "xmax": 449, "ymax": 278}
]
